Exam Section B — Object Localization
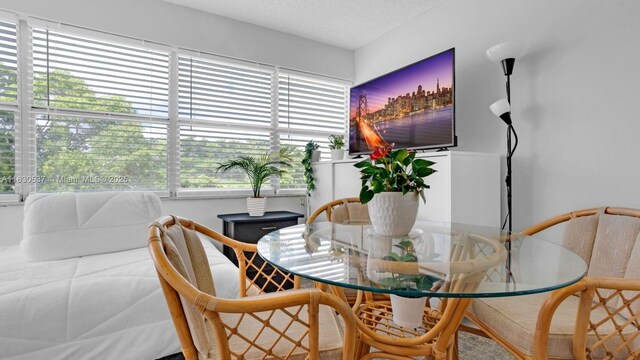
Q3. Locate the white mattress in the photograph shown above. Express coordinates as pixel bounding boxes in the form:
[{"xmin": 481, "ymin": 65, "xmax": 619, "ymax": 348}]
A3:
[{"xmin": 0, "ymin": 239, "xmax": 240, "ymax": 360}]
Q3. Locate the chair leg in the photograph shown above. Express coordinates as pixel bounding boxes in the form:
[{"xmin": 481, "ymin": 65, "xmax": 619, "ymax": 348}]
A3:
[
  {"xmin": 358, "ymin": 342, "xmax": 371, "ymax": 358},
  {"xmin": 448, "ymin": 332, "xmax": 459, "ymax": 360}
]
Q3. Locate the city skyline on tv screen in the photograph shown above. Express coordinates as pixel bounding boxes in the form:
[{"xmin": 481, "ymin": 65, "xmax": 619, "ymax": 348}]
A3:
[{"xmin": 349, "ymin": 48, "xmax": 455, "ymax": 154}]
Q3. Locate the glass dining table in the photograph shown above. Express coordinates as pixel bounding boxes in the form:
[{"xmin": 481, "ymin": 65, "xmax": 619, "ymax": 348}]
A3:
[{"xmin": 256, "ymin": 221, "xmax": 587, "ymax": 359}]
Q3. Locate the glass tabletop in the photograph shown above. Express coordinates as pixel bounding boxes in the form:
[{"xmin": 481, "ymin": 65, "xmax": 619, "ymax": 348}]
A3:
[{"xmin": 256, "ymin": 221, "xmax": 587, "ymax": 298}]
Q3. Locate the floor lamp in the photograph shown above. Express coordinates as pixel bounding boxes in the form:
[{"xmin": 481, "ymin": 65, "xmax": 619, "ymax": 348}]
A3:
[
  {"xmin": 487, "ymin": 42, "xmax": 524, "ymax": 286},
  {"xmin": 486, "ymin": 41, "xmax": 524, "ymax": 238}
]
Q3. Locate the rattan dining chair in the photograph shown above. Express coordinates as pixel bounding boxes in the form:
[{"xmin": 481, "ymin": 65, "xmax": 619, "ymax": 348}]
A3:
[
  {"xmin": 307, "ymin": 198, "xmax": 373, "ymax": 302},
  {"xmin": 307, "ymin": 197, "xmax": 371, "ymax": 225},
  {"xmin": 466, "ymin": 207, "xmax": 640, "ymax": 359},
  {"xmin": 148, "ymin": 215, "xmax": 357, "ymax": 360}
]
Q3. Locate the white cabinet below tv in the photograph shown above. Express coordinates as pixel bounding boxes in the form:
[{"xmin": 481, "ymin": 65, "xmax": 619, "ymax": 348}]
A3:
[{"xmin": 309, "ymin": 151, "xmax": 501, "ymax": 227}]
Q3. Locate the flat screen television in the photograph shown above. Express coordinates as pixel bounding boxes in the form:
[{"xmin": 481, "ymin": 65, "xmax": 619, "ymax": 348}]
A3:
[{"xmin": 349, "ymin": 48, "xmax": 455, "ymax": 155}]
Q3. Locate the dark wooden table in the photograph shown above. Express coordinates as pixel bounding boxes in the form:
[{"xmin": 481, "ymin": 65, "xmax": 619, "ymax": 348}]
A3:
[{"xmin": 218, "ymin": 211, "xmax": 304, "ymax": 291}]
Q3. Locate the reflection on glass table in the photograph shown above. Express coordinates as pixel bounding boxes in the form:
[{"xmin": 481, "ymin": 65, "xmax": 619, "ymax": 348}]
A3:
[
  {"xmin": 257, "ymin": 221, "xmax": 587, "ymax": 359},
  {"xmin": 257, "ymin": 221, "xmax": 587, "ymax": 299}
]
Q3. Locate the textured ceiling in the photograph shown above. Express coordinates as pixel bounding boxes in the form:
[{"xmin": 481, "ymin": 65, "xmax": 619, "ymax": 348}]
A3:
[{"xmin": 162, "ymin": 0, "xmax": 448, "ymax": 50}]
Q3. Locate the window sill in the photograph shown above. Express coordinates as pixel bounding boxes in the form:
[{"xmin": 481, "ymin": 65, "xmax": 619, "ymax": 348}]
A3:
[
  {"xmin": 173, "ymin": 189, "xmax": 307, "ymax": 200},
  {"xmin": 0, "ymin": 195, "xmax": 22, "ymax": 206}
]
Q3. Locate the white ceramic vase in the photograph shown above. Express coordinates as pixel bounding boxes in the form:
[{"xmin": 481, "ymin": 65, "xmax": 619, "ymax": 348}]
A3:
[
  {"xmin": 247, "ymin": 197, "xmax": 267, "ymax": 216},
  {"xmin": 311, "ymin": 150, "xmax": 321, "ymax": 163},
  {"xmin": 367, "ymin": 192, "xmax": 419, "ymax": 236},
  {"xmin": 330, "ymin": 149, "xmax": 346, "ymax": 161},
  {"xmin": 390, "ymin": 294, "xmax": 427, "ymax": 328}
]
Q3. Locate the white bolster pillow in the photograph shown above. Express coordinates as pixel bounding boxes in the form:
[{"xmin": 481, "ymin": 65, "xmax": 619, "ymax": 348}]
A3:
[{"xmin": 20, "ymin": 191, "xmax": 162, "ymax": 261}]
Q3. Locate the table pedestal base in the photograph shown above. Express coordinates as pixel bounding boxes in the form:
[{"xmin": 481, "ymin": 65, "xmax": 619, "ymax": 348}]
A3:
[{"xmin": 328, "ymin": 285, "xmax": 473, "ymax": 360}]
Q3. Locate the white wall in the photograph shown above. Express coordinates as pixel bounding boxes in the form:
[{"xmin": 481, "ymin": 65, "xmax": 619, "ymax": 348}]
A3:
[
  {"xmin": 355, "ymin": 0, "xmax": 640, "ymax": 230},
  {"xmin": 0, "ymin": 196, "xmax": 306, "ymax": 246},
  {"xmin": 0, "ymin": 0, "xmax": 354, "ymax": 79}
]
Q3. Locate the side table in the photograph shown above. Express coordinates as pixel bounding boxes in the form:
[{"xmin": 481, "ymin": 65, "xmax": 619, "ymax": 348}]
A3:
[{"xmin": 218, "ymin": 211, "xmax": 304, "ymax": 291}]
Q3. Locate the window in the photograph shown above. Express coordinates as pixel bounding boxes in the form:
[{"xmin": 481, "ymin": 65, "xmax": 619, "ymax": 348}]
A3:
[
  {"xmin": 277, "ymin": 72, "xmax": 348, "ymax": 190},
  {"xmin": 31, "ymin": 27, "xmax": 169, "ymax": 192},
  {"xmin": 2, "ymin": 16, "xmax": 349, "ymax": 201},
  {"xmin": 177, "ymin": 56, "xmax": 273, "ymax": 193}
]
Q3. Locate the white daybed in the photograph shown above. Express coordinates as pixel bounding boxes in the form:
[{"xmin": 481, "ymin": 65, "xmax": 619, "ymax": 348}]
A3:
[{"xmin": 0, "ymin": 192, "xmax": 240, "ymax": 360}]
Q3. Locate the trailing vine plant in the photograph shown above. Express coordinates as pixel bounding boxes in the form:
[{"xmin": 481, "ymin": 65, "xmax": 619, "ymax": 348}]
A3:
[{"xmin": 302, "ymin": 140, "xmax": 320, "ymax": 196}]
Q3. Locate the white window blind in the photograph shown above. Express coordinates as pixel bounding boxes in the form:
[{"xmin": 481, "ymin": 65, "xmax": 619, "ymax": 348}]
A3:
[
  {"xmin": 32, "ymin": 28, "xmax": 169, "ymax": 115},
  {"xmin": 0, "ymin": 20, "xmax": 17, "ymax": 103},
  {"xmin": 31, "ymin": 27, "xmax": 170, "ymax": 192},
  {"xmin": 0, "ymin": 20, "xmax": 17, "ymax": 195},
  {"xmin": 177, "ymin": 56, "xmax": 273, "ymax": 191},
  {"xmin": 0, "ymin": 15, "xmax": 351, "ymax": 200},
  {"xmin": 0, "ymin": 110, "xmax": 15, "ymax": 194},
  {"xmin": 277, "ymin": 72, "xmax": 348, "ymax": 190}
]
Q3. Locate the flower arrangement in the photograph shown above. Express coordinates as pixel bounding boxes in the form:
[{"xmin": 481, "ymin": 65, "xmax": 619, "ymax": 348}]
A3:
[{"xmin": 354, "ymin": 145, "xmax": 437, "ymax": 204}]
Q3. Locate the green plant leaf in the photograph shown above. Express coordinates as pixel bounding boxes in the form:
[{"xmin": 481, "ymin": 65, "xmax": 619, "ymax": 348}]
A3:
[
  {"xmin": 413, "ymin": 159, "xmax": 435, "ymax": 168},
  {"xmin": 387, "ymin": 252, "xmax": 401, "ymax": 261},
  {"xmin": 361, "ymin": 166, "xmax": 379, "ymax": 175},
  {"xmin": 397, "ymin": 239, "xmax": 413, "ymax": 250},
  {"xmin": 396, "ymin": 148, "xmax": 409, "ymax": 164},
  {"xmin": 378, "ymin": 277, "xmax": 401, "ymax": 288},
  {"xmin": 414, "ymin": 166, "xmax": 436, "ymax": 178},
  {"xmin": 354, "ymin": 160, "xmax": 371, "ymax": 168},
  {"xmin": 415, "ymin": 276, "xmax": 435, "ymax": 291},
  {"xmin": 371, "ymin": 180, "xmax": 384, "ymax": 193},
  {"xmin": 400, "ymin": 253, "xmax": 418, "ymax": 262},
  {"xmin": 359, "ymin": 187, "xmax": 374, "ymax": 204}
]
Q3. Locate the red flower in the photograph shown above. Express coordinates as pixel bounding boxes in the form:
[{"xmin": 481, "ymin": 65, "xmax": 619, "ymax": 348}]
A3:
[{"xmin": 370, "ymin": 145, "xmax": 392, "ymax": 161}]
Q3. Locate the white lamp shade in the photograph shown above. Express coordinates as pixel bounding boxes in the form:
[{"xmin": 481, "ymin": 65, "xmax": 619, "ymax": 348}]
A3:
[
  {"xmin": 486, "ymin": 41, "xmax": 525, "ymax": 62},
  {"xmin": 490, "ymin": 98, "xmax": 511, "ymax": 117}
]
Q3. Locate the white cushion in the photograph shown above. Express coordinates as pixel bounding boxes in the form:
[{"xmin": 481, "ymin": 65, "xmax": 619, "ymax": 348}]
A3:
[{"xmin": 20, "ymin": 191, "xmax": 162, "ymax": 261}]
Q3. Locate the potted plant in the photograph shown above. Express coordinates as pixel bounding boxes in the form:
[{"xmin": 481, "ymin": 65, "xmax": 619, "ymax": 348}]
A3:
[
  {"xmin": 354, "ymin": 145, "xmax": 436, "ymax": 235},
  {"xmin": 216, "ymin": 147, "xmax": 294, "ymax": 216},
  {"xmin": 378, "ymin": 238, "xmax": 440, "ymax": 328},
  {"xmin": 302, "ymin": 141, "xmax": 320, "ymax": 196},
  {"xmin": 328, "ymin": 134, "xmax": 346, "ymax": 161},
  {"xmin": 306, "ymin": 140, "xmax": 321, "ymax": 163}
]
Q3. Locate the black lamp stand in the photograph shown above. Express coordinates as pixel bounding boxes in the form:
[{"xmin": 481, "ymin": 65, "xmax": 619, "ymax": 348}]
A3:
[
  {"xmin": 501, "ymin": 59, "xmax": 519, "ymax": 241},
  {"xmin": 499, "ymin": 59, "xmax": 519, "ymax": 287}
]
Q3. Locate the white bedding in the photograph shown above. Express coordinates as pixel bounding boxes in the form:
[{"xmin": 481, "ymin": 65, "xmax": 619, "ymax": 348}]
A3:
[{"xmin": 0, "ymin": 239, "xmax": 240, "ymax": 360}]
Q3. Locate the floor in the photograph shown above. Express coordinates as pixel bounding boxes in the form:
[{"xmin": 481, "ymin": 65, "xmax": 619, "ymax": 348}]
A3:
[
  {"xmin": 158, "ymin": 332, "xmax": 515, "ymax": 359},
  {"xmin": 458, "ymin": 332, "xmax": 514, "ymax": 359}
]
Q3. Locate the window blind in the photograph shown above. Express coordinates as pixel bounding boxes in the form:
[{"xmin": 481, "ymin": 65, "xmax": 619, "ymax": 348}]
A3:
[
  {"xmin": 1, "ymin": 15, "xmax": 351, "ymax": 200},
  {"xmin": 178, "ymin": 56, "xmax": 274, "ymax": 191},
  {"xmin": 33, "ymin": 110, "xmax": 168, "ymax": 191},
  {"xmin": 277, "ymin": 72, "xmax": 348, "ymax": 189},
  {"xmin": 278, "ymin": 73, "xmax": 347, "ymax": 133},
  {"xmin": 32, "ymin": 28, "xmax": 169, "ymax": 116},
  {"xmin": 0, "ymin": 20, "xmax": 17, "ymax": 195},
  {"xmin": 0, "ymin": 20, "xmax": 17, "ymax": 103},
  {"xmin": 31, "ymin": 27, "xmax": 170, "ymax": 192},
  {"xmin": 0, "ymin": 110, "xmax": 15, "ymax": 194}
]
